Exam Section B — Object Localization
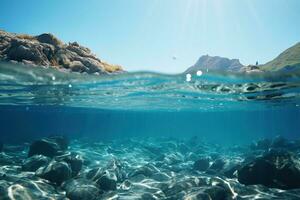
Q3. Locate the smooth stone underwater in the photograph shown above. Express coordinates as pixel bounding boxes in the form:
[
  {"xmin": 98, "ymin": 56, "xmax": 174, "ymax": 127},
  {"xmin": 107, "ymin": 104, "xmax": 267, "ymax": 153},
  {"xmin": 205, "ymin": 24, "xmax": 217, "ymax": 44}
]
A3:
[{"xmin": 1, "ymin": 135, "xmax": 300, "ymax": 199}]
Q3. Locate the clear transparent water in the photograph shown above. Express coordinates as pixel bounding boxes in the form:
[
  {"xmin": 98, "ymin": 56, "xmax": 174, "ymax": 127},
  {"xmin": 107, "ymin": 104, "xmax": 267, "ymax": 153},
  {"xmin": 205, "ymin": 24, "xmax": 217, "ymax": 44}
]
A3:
[
  {"xmin": 1, "ymin": 62, "xmax": 300, "ymax": 144},
  {"xmin": 2, "ymin": 62, "xmax": 300, "ymax": 199},
  {"xmin": 1, "ymin": 62, "xmax": 300, "ymax": 111}
]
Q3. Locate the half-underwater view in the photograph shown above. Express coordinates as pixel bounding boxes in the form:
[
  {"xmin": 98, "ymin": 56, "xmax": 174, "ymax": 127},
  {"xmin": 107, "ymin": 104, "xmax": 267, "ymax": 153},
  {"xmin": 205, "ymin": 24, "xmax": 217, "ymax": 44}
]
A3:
[{"xmin": 1, "ymin": 0, "xmax": 300, "ymax": 199}]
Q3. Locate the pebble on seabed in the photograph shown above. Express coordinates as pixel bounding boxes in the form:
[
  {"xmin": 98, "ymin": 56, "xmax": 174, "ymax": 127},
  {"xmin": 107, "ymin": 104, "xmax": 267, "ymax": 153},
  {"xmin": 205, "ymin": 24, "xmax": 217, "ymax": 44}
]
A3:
[{"xmin": 1, "ymin": 135, "xmax": 300, "ymax": 199}]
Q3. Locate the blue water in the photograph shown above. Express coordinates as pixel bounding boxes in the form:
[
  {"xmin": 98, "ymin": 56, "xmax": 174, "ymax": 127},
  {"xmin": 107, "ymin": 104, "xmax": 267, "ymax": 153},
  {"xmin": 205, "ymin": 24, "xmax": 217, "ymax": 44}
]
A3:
[
  {"xmin": 3, "ymin": 62, "xmax": 300, "ymax": 199},
  {"xmin": 0, "ymin": 62, "xmax": 300, "ymax": 144}
]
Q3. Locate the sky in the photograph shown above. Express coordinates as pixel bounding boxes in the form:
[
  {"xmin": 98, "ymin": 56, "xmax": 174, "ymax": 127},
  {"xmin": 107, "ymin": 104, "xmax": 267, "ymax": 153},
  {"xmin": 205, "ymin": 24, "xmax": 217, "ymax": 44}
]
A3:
[{"xmin": 1, "ymin": 0, "xmax": 300, "ymax": 73}]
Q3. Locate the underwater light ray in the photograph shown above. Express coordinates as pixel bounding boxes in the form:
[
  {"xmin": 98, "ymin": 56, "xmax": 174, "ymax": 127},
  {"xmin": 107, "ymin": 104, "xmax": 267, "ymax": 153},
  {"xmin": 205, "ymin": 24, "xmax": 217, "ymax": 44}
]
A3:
[{"xmin": 171, "ymin": 0, "xmax": 212, "ymax": 69}]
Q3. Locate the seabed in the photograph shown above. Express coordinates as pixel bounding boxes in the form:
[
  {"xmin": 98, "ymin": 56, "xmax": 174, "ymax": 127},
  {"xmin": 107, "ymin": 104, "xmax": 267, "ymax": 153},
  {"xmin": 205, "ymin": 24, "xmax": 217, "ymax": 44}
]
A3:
[{"xmin": 1, "ymin": 135, "xmax": 300, "ymax": 200}]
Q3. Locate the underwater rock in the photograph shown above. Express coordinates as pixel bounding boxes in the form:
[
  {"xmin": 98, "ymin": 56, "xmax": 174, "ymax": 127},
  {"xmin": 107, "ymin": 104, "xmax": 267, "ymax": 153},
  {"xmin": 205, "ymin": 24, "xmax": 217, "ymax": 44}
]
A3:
[
  {"xmin": 209, "ymin": 177, "xmax": 238, "ymax": 199},
  {"xmin": 250, "ymin": 138, "xmax": 271, "ymax": 150},
  {"xmin": 22, "ymin": 154, "xmax": 51, "ymax": 172},
  {"xmin": 0, "ymin": 152, "xmax": 15, "ymax": 165},
  {"xmin": 62, "ymin": 178, "xmax": 100, "ymax": 200},
  {"xmin": 0, "ymin": 178, "xmax": 67, "ymax": 199},
  {"xmin": 119, "ymin": 180, "xmax": 132, "ymax": 191},
  {"xmin": 28, "ymin": 136, "xmax": 68, "ymax": 158},
  {"xmin": 238, "ymin": 149, "xmax": 300, "ymax": 189},
  {"xmin": 85, "ymin": 161, "xmax": 123, "ymax": 183},
  {"xmin": 162, "ymin": 177, "xmax": 202, "ymax": 197},
  {"xmin": 86, "ymin": 167, "xmax": 103, "ymax": 181},
  {"xmin": 202, "ymin": 185, "xmax": 229, "ymax": 200},
  {"xmin": 105, "ymin": 158, "xmax": 127, "ymax": 182},
  {"xmin": 238, "ymin": 158, "xmax": 275, "ymax": 187},
  {"xmin": 49, "ymin": 135, "xmax": 69, "ymax": 151},
  {"xmin": 36, "ymin": 160, "xmax": 72, "ymax": 185},
  {"xmin": 0, "ymin": 180, "xmax": 10, "ymax": 199},
  {"xmin": 3, "ymin": 136, "xmax": 300, "ymax": 199},
  {"xmin": 28, "ymin": 139, "xmax": 60, "ymax": 158},
  {"xmin": 222, "ymin": 160, "xmax": 241, "ymax": 178},
  {"xmin": 209, "ymin": 158, "xmax": 226, "ymax": 171},
  {"xmin": 193, "ymin": 157, "xmax": 210, "ymax": 171},
  {"xmin": 206, "ymin": 158, "xmax": 232, "ymax": 176},
  {"xmin": 95, "ymin": 170, "xmax": 117, "ymax": 191},
  {"xmin": 0, "ymin": 142, "xmax": 3, "ymax": 152},
  {"xmin": 129, "ymin": 163, "xmax": 168, "ymax": 182},
  {"xmin": 56, "ymin": 152, "xmax": 83, "ymax": 176},
  {"xmin": 270, "ymin": 135, "xmax": 288, "ymax": 148}
]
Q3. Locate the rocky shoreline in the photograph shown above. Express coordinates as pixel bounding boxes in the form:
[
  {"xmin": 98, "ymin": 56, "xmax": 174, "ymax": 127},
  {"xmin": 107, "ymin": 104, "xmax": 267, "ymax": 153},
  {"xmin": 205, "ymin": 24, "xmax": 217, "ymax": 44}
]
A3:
[
  {"xmin": 1, "ymin": 135, "xmax": 300, "ymax": 199},
  {"xmin": 0, "ymin": 30, "xmax": 123, "ymax": 75}
]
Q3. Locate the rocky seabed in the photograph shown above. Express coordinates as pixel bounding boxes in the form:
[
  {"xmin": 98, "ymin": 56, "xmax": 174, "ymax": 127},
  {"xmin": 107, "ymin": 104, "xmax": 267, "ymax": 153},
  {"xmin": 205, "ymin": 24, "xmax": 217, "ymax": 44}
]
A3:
[{"xmin": 1, "ymin": 135, "xmax": 300, "ymax": 200}]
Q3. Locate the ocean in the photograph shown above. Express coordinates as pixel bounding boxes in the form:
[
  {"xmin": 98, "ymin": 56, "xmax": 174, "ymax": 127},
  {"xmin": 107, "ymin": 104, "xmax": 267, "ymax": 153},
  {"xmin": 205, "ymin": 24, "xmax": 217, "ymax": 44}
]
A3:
[{"xmin": 1, "ymin": 62, "xmax": 300, "ymax": 199}]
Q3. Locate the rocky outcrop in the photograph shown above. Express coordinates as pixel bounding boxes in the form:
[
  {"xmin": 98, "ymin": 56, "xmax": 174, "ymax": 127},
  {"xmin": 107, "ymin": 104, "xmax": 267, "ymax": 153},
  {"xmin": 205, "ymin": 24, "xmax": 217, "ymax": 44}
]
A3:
[
  {"xmin": 185, "ymin": 55, "xmax": 266, "ymax": 74},
  {"xmin": 185, "ymin": 55, "xmax": 244, "ymax": 73},
  {"xmin": 56, "ymin": 152, "xmax": 83, "ymax": 176},
  {"xmin": 95, "ymin": 171, "xmax": 117, "ymax": 191},
  {"xmin": 186, "ymin": 42, "xmax": 300, "ymax": 74},
  {"xmin": 62, "ymin": 178, "xmax": 100, "ymax": 200},
  {"xmin": 260, "ymin": 42, "xmax": 300, "ymax": 71},
  {"xmin": 22, "ymin": 155, "xmax": 51, "ymax": 172},
  {"xmin": 238, "ymin": 149, "xmax": 300, "ymax": 189},
  {"xmin": 36, "ymin": 160, "xmax": 72, "ymax": 185},
  {"xmin": 0, "ymin": 30, "xmax": 123, "ymax": 74},
  {"xmin": 28, "ymin": 136, "xmax": 69, "ymax": 158}
]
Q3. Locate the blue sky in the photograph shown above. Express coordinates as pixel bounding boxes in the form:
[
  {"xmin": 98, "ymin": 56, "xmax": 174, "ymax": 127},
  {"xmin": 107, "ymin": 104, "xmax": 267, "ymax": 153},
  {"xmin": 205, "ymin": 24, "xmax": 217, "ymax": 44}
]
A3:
[{"xmin": 1, "ymin": 0, "xmax": 300, "ymax": 73}]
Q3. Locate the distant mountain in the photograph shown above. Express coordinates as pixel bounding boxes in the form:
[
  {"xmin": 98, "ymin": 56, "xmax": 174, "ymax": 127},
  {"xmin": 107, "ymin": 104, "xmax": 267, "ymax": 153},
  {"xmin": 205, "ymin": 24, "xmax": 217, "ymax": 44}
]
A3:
[
  {"xmin": 260, "ymin": 42, "xmax": 300, "ymax": 71},
  {"xmin": 185, "ymin": 55, "xmax": 244, "ymax": 73},
  {"xmin": 186, "ymin": 42, "xmax": 300, "ymax": 74}
]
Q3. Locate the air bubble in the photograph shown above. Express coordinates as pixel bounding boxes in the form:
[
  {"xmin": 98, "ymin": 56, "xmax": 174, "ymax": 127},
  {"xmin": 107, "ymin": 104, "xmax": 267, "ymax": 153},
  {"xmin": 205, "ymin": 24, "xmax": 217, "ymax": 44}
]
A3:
[
  {"xmin": 196, "ymin": 70, "xmax": 203, "ymax": 76},
  {"xmin": 186, "ymin": 73, "xmax": 192, "ymax": 82}
]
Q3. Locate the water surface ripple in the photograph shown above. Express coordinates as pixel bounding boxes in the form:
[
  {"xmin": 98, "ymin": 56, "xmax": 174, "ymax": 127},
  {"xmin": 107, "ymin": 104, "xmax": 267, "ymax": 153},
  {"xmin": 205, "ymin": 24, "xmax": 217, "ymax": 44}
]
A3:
[{"xmin": 1, "ymin": 62, "xmax": 300, "ymax": 111}]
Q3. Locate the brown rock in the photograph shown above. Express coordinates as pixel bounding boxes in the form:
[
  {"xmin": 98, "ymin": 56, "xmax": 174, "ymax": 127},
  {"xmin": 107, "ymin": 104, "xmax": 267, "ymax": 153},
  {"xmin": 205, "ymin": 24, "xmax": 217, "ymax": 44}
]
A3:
[{"xmin": 0, "ymin": 30, "xmax": 124, "ymax": 74}]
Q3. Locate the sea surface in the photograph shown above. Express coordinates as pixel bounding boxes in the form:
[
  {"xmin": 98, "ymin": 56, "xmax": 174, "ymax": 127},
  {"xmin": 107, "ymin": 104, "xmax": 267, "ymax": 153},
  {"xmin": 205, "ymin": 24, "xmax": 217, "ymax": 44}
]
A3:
[
  {"xmin": 0, "ymin": 62, "xmax": 300, "ymax": 144},
  {"xmin": 1, "ymin": 62, "xmax": 300, "ymax": 199}
]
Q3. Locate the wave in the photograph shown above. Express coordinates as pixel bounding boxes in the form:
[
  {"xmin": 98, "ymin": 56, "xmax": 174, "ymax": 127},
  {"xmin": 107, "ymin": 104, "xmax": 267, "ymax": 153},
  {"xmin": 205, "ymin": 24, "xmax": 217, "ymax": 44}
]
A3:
[{"xmin": 0, "ymin": 62, "xmax": 300, "ymax": 111}]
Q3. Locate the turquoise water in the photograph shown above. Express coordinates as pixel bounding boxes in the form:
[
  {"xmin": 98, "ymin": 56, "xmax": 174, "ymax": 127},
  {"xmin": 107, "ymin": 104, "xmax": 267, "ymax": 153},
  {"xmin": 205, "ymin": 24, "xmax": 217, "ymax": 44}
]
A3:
[
  {"xmin": 2, "ymin": 62, "xmax": 300, "ymax": 199},
  {"xmin": 1, "ymin": 62, "xmax": 300, "ymax": 144}
]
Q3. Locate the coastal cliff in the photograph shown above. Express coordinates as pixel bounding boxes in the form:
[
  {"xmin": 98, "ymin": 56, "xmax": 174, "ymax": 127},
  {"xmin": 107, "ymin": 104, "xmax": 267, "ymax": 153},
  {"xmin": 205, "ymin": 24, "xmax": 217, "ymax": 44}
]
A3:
[
  {"xmin": 185, "ymin": 55, "xmax": 244, "ymax": 73},
  {"xmin": 186, "ymin": 42, "xmax": 300, "ymax": 74},
  {"xmin": 0, "ymin": 30, "xmax": 123, "ymax": 75}
]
